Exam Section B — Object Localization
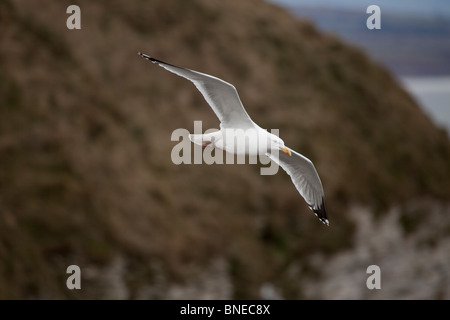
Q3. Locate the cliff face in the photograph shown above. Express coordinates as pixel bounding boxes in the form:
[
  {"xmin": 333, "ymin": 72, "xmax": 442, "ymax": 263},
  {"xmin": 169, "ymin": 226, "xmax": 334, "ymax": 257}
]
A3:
[{"xmin": 1, "ymin": 0, "xmax": 449, "ymax": 299}]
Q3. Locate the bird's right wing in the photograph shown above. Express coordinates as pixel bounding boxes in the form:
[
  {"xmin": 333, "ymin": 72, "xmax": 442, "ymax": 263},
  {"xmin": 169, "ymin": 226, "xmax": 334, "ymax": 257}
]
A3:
[
  {"xmin": 267, "ymin": 148, "xmax": 328, "ymax": 226},
  {"xmin": 139, "ymin": 53, "xmax": 255, "ymax": 130}
]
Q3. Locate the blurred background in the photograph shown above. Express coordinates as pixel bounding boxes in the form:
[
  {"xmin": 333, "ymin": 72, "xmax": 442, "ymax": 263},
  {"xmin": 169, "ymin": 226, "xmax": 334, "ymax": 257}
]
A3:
[
  {"xmin": 0, "ymin": 0, "xmax": 449, "ymax": 299},
  {"xmin": 270, "ymin": 0, "xmax": 450, "ymax": 136}
]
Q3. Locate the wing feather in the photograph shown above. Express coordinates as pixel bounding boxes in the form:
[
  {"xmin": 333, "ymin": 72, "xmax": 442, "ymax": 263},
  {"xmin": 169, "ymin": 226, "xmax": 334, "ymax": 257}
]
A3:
[
  {"xmin": 139, "ymin": 53, "xmax": 254, "ymax": 129},
  {"xmin": 267, "ymin": 148, "xmax": 328, "ymax": 225}
]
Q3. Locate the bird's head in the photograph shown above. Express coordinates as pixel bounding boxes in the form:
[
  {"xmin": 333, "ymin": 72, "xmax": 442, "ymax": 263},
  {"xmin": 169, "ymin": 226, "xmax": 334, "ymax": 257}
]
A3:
[{"xmin": 269, "ymin": 134, "xmax": 291, "ymax": 156}]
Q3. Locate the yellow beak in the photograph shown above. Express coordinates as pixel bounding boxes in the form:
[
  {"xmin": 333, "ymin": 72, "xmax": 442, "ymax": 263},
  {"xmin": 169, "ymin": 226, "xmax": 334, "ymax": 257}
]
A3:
[{"xmin": 280, "ymin": 146, "xmax": 291, "ymax": 156}]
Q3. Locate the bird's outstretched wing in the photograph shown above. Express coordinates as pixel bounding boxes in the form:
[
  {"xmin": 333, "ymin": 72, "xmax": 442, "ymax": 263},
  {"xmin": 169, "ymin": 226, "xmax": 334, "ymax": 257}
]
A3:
[
  {"xmin": 267, "ymin": 148, "xmax": 328, "ymax": 226},
  {"xmin": 139, "ymin": 53, "xmax": 255, "ymax": 129}
]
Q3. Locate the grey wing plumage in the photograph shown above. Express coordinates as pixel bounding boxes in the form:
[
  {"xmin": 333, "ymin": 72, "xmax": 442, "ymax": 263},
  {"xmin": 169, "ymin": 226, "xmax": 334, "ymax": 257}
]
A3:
[
  {"xmin": 267, "ymin": 148, "xmax": 328, "ymax": 226},
  {"xmin": 139, "ymin": 53, "xmax": 254, "ymax": 129}
]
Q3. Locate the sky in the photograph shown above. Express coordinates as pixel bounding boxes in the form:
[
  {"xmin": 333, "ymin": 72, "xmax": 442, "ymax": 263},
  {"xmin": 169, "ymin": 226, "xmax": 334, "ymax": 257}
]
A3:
[{"xmin": 268, "ymin": 0, "xmax": 450, "ymax": 17}]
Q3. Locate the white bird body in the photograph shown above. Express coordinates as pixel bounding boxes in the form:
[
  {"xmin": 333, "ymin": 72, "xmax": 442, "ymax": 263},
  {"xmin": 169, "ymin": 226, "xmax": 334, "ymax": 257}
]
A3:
[
  {"xmin": 139, "ymin": 53, "xmax": 329, "ymax": 226},
  {"xmin": 190, "ymin": 126, "xmax": 279, "ymax": 156}
]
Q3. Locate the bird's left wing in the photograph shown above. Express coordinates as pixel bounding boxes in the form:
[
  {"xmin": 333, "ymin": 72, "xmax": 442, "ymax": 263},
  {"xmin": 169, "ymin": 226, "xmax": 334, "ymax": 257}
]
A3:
[{"xmin": 266, "ymin": 148, "xmax": 328, "ymax": 226}]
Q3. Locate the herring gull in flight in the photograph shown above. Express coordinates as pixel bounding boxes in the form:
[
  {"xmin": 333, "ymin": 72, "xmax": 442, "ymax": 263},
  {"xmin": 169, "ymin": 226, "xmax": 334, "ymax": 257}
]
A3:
[{"xmin": 139, "ymin": 52, "xmax": 328, "ymax": 226}]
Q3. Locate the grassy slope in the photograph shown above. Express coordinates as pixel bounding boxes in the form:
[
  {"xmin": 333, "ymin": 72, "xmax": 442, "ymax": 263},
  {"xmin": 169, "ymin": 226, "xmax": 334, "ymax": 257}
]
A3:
[{"xmin": 0, "ymin": 0, "xmax": 449, "ymax": 298}]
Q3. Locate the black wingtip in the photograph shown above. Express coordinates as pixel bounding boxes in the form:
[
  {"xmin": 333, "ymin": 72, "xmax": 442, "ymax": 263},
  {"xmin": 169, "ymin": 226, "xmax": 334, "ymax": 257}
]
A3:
[
  {"xmin": 138, "ymin": 52, "xmax": 154, "ymax": 62},
  {"xmin": 313, "ymin": 198, "xmax": 329, "ymax": 226},
  {"xmin": 138, "ymin": 52, "xmax": 162, "ymax": 65},
  {"xmin": 138, "ymin": 52, "xmax": 184, "ymax": 70}
]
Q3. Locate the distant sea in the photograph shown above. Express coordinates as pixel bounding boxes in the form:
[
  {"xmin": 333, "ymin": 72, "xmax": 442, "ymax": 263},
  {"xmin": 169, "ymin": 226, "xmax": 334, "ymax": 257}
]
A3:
[
  {"xmin": 402, "ymin": 77, "xmax": 450, "ymax": 137},
  {"xmin": 268, "ymin": 0, "xmax": 450, "ymax": 17},
  {"xmin": 268, "ymin": 0, "xmax": 450, "ymax": 138}
]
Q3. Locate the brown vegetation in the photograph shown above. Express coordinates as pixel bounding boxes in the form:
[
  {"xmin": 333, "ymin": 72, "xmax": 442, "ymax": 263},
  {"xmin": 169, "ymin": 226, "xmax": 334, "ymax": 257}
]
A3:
[{"xmin": 0, "ymin": 0, "xmax": 449, "ymax": 298}]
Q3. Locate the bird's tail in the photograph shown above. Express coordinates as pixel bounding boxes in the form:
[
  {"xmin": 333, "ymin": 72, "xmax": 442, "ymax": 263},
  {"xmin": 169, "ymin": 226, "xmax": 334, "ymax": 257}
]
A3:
[
  {"xmin": 188, "ymin": 134, "xmax": 206, "ymax": 147},
  {"xmin": 189, "ymin": 131, "xmax": 221, "ymax": 149}
]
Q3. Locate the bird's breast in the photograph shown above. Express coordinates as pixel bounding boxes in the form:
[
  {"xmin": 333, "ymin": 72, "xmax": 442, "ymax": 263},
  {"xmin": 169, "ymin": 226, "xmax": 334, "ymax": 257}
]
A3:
[{"xmin": 218, "ymin": 128, "xmax": 270, "ymax": 156}]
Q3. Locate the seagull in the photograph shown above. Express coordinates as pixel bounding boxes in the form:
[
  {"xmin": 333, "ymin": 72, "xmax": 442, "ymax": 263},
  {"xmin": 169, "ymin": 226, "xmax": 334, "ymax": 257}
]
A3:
[{"xmin": 139, "ymin": 52, "xmax": 329, "ymax": 226}]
